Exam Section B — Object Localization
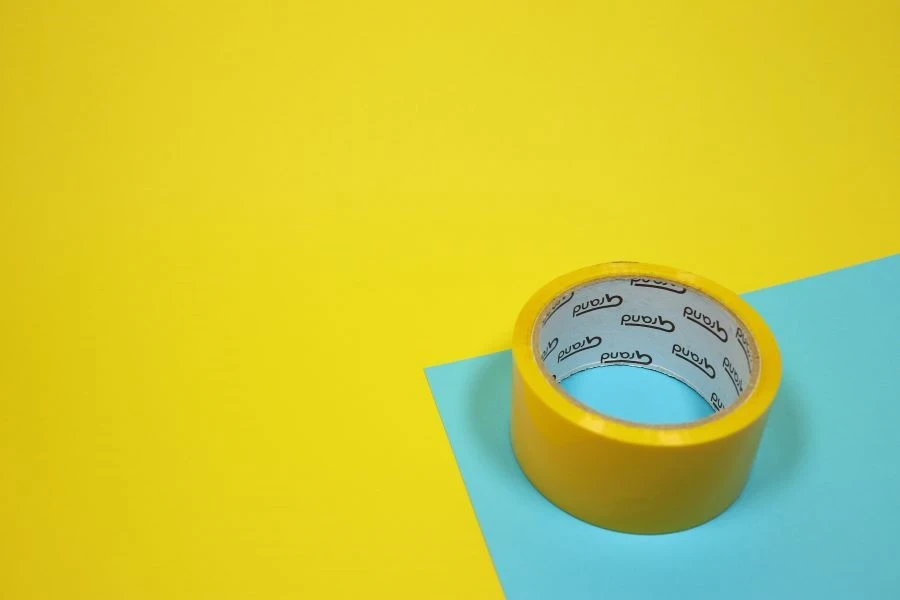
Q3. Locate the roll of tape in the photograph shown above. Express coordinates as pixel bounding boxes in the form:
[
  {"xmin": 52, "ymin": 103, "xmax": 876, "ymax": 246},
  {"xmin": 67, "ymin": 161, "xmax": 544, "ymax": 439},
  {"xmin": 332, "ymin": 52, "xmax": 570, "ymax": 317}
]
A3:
[{"xmin": 511, "ymin": 262, "xmax": 781, "ymax": 533}]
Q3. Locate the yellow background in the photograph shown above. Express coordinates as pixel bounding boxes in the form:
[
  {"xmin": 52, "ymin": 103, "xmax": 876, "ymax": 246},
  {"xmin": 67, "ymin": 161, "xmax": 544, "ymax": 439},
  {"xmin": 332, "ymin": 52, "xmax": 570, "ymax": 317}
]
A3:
[{"xmin": 1, "ymin": 1, "xmax": 897, "ymax": 598}]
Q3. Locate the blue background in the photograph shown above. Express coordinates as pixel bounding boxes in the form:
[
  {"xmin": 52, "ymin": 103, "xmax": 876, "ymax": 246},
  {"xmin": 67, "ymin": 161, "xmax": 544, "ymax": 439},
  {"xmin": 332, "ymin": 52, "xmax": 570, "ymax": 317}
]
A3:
[
  {"xmin": 425, "ymin": 255, "xmax": 900, "ymax": 600},
  {"xmin": 561, "ymin": 366, "xmax": 715, "ymax": 425}
]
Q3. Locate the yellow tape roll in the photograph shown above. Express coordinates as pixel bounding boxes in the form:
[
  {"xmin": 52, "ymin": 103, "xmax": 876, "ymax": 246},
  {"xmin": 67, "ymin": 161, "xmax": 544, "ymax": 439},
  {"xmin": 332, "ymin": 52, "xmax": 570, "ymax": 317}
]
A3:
[{"xmin": 511, "ymin": 262, "xmax": 781, "ymax": 533}]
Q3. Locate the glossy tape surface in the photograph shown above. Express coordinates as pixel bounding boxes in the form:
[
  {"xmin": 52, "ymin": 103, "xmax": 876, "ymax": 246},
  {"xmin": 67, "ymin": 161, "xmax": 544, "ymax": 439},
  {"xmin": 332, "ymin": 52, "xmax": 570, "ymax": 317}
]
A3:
[{"xmin": 511, "ymin": 263, "xmax": 782, "ymax": 533}]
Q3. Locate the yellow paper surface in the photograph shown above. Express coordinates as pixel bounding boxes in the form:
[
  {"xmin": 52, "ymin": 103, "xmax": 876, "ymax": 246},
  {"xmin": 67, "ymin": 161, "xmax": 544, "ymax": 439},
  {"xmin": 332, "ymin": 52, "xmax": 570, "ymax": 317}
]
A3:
[{"xmin": 2, "ymin": 1, "xmax": 898, "ymax": 597}]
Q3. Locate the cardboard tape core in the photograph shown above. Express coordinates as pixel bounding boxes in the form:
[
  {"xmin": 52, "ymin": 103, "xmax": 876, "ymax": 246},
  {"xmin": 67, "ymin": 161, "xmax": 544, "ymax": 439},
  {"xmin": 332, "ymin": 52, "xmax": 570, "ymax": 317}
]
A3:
[{"xmin": 535, "ymin": 276, "xmax": 759, "ymax": 417}]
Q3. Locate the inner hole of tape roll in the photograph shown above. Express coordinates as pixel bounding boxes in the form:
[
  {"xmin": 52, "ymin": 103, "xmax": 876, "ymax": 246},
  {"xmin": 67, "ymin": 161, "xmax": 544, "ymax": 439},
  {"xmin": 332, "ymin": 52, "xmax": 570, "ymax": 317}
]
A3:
[{"xmin": 535, "ymin": 277, "xmax": 758, "ymax": 414}]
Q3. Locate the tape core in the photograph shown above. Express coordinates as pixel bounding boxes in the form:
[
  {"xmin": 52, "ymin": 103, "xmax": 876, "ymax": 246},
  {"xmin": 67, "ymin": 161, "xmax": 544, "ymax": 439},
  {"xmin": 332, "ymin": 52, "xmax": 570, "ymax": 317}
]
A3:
[{"xmin": 533, "ymin": 276, "xmax": 759, "ymax": 417}]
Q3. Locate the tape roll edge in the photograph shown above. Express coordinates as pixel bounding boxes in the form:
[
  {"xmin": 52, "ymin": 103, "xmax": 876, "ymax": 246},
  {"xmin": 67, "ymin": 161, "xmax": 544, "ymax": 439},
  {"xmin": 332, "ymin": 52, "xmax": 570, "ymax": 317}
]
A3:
[{"xmin": 511, "ymin": 262, "xmax": 782, "ymax": 448}]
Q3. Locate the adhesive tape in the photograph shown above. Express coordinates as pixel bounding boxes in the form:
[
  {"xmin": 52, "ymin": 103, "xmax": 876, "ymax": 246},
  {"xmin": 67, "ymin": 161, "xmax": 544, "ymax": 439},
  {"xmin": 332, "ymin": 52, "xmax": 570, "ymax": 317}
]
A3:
[{"xmin": 511, "ymin": 262, "xmax": 781, "ymax": 533}]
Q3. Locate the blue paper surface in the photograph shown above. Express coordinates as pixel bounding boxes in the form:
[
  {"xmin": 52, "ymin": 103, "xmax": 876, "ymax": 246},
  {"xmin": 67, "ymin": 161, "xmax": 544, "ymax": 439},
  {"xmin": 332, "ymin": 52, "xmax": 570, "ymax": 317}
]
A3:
[
  {"xmin": 424, "ymin": 255, "xmax": 900, "ymax": 600},
  {"xmin": 560, "ymin": 365, "xmax": 714, "ymax": 424}
]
